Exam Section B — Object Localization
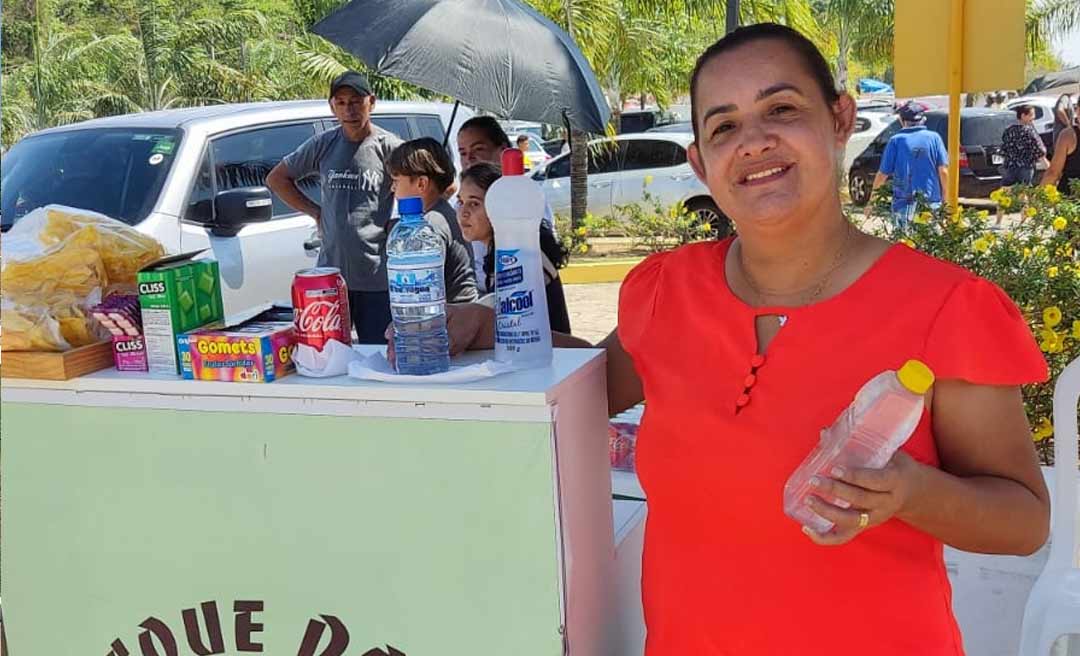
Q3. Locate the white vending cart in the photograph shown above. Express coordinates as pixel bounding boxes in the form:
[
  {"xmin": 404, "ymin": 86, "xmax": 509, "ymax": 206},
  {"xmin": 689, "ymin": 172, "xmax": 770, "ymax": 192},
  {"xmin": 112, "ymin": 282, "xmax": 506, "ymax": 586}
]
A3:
[{"xmin": 1, "ymin": 349, "xmax": 620, "ymax": 655}]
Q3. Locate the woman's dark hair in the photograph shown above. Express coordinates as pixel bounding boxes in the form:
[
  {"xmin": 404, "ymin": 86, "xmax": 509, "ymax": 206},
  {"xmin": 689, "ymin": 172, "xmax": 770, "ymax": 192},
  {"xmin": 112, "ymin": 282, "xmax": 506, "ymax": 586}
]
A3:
[
  {"xmin": 689, "ymin": 22, "xmax": 841, "ymax": 143},
  {"xmin": 388, "ymin": 137, "xmax": 456, "ymax": 192},
  {"xmin": 1013, "ymin": 104, "xmax": 1034, "ymax": 120},
  {"xmin": 459, "ymin": 116, "xmax": 512, "ymax": 149},
  {"xmin": 460, "ymin": 163, "xmax": 568, "ymax": 276},
  {"xmin": 460, "ymin": 162, "xmax": 501, "ymax": 192}
]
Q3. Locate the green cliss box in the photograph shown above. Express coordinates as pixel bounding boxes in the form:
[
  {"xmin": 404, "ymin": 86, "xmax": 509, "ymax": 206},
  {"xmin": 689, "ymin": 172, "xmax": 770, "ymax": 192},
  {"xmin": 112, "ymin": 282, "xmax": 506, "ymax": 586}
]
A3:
[{"xmin": 137, "ymin": 251, "xmax": 224, "ymax": 375}]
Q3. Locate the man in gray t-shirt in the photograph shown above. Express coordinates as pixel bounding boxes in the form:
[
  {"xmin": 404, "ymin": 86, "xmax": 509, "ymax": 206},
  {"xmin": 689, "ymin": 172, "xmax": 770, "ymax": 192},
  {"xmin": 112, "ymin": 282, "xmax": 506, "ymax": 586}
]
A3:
[{"xmin": 267, "ymin": 70, "xmax": 403, "ymax": 343}]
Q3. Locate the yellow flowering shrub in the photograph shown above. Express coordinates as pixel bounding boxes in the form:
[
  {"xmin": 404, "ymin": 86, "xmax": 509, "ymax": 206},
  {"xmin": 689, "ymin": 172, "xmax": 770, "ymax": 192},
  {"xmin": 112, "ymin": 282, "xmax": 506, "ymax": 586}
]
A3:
[
  {"xmin": 867, "ymin": 183, "xmax": 1080, "ymax": 463},
  {"xmin": 555, "ymin": 211, "xmax": 620, "ymax": 257},
  {"xmin": 616, "ymin": 191, "xmax": 732, "ymax": 254}
]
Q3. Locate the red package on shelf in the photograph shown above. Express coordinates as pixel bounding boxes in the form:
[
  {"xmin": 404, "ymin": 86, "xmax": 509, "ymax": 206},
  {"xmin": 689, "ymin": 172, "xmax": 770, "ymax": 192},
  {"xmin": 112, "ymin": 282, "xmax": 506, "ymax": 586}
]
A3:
[{"xmin": 608, "ymin": 421, "xmax": 639, "ymax": 472}]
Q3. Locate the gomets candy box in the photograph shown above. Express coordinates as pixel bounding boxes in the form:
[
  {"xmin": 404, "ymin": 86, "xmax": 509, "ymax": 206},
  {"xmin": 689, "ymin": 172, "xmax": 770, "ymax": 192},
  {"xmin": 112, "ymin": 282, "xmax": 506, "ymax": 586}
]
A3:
[
  {"xmin": 178, "ymin": 321, "xmax": 295, "ymax": 383},
  {"xmin": 137, "ymin": 251, "xmax": 224, "ymax": 375}
]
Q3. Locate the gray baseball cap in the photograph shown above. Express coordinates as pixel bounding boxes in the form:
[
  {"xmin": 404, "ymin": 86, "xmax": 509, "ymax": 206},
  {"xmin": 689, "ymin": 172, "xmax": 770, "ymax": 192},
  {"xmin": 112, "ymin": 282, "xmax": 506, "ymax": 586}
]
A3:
[{"xmin": 329, "ymin": 70, "xmax": 372, "ymax": 98}]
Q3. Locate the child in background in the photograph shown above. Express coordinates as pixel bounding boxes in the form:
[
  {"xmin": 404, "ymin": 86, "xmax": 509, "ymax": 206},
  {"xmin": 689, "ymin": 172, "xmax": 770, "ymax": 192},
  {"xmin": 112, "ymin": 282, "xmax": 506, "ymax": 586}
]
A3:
[
  {"xmin": 387, "ymin": 138, "xmax": 478, "ymax": 304},
  {"xmin": 456, "ymin": 162, "xmax": 571, "ymax": 333}
]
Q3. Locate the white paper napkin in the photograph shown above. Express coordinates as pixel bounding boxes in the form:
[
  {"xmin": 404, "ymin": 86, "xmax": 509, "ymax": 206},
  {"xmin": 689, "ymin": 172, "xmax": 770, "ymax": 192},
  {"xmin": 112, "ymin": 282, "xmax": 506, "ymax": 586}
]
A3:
[
  {"xmin": 347, "ymin": 352, "xmax": 517, "ymax": 384},
  {"xmin": 293, "ymin": 340, "xmax": 362, "ymax": 378}
]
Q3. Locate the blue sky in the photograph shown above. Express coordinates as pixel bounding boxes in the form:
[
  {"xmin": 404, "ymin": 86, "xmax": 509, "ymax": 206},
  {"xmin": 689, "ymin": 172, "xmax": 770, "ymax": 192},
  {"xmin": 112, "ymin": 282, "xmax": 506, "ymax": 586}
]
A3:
[{"xmin": 1059, "ymin": 26, "xmax": 1080, "ymax": 67}]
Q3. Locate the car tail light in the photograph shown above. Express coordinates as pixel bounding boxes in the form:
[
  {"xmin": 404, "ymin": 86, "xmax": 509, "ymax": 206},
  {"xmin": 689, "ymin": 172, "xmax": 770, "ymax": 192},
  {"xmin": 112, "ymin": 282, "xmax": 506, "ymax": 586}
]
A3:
[{"xmin": 958, "ymin": 147, "xmax": 969, "ymax": 170}]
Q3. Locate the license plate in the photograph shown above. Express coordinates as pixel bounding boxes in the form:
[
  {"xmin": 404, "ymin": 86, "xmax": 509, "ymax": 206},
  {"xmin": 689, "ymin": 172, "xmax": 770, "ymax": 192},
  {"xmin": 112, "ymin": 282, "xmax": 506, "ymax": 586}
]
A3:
[{"xmin": 992, "ymin": 154, "xmax": 1004, "ymax": 165}]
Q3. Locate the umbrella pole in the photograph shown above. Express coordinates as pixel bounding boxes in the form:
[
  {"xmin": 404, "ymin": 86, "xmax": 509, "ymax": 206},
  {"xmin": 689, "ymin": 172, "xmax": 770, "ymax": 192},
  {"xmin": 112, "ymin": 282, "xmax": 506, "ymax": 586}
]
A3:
[{"xmin": 444, "ymin": 100, "xmax": 461, "ymax": 149}]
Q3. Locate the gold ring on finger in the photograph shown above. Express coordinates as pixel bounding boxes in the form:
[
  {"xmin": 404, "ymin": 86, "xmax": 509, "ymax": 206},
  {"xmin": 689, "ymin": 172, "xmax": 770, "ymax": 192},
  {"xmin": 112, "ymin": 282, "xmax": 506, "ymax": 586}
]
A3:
[{"xmin": 857, "ymin": 511, "xmax": 870, "ymax": 529}]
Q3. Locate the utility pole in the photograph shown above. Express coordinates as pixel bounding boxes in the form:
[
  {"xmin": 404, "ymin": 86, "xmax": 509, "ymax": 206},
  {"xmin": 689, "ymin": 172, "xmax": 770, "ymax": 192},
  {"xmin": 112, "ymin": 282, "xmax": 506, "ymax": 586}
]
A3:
[{"xmin": 726, "ymin": 0, "xmax": 739, "ymax": 34}]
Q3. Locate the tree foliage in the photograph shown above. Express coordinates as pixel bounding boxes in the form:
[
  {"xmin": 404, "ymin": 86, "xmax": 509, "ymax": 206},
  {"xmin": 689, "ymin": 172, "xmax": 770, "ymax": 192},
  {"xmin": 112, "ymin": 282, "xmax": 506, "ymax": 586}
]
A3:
[{"xmin": 4, "ymin": 0, "xmax": 1079, "ymax": 149}]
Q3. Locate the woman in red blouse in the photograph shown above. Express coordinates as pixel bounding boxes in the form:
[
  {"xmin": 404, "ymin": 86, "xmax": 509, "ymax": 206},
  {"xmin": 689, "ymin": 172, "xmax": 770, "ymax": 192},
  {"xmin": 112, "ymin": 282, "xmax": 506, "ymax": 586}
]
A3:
[{"xmin": 438, "ymin": 22, "xmax": 1051, "ymax": 655}]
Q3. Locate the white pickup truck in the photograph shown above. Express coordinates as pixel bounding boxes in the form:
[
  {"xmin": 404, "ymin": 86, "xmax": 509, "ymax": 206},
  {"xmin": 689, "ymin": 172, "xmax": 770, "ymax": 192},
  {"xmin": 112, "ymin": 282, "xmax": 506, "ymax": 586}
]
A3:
[{"xmin": 1, "ymin": 100, "xmax": 473, "ymax": 315}]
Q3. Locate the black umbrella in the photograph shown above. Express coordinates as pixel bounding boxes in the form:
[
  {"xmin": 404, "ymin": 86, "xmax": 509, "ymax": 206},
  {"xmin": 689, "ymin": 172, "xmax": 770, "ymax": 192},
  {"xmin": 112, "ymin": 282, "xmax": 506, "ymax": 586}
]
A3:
[{"xmin": 311, "ymin": 0, "xmax": 611, "ymax": 136}]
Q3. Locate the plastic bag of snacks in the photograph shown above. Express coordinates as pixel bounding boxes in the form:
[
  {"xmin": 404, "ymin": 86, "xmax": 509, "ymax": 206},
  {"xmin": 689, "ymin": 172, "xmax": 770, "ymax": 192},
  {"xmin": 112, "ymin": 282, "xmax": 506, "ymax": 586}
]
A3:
[
  {"xmin": 1, "ymin": 205, "xmax": 164, "ymax": 351},
  {"xmin": 0, "ymin": 301, "xmax": 69, "ymax": 351},
  {"xmin": 2, "ymin": 205, "xmax": 164, "ymax": 299},
  {"xmin": 0, "ymin": 291, "xmax": 106, "ymax": 352}
]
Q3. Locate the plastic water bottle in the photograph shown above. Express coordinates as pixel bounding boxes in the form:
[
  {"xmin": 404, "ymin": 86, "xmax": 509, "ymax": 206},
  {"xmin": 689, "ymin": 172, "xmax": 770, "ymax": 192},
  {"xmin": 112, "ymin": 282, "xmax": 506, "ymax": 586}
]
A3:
[
  {"xmin": 783, "ymin": 360, "xmax": 935, "ymax": 533},
  {"xmin": 387, "ymin": 196, "xmax": 450, "ymax": 375},
  {"xmin": 486, "ymin": 148, "xmax": 553, "ymax": 368}
]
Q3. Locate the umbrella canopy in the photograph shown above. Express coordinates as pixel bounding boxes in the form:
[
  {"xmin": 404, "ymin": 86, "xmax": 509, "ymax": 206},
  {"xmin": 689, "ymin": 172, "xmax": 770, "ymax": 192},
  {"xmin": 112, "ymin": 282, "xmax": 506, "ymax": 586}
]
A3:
[
  {"xmin": 1023, "ymin": 66, "xmax": 1080, "ymax": 96},
  {"xmin": 312, "ymin": 0, "xmax": 611, "ymax": 134}
]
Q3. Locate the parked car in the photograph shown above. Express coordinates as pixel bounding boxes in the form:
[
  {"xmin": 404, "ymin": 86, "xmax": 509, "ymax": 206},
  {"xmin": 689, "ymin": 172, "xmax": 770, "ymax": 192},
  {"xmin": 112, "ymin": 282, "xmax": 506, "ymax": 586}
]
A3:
[
  {"xmin": 532, "ymin": 132, "xmax": 729, "ymax": 233},
  {"xmin": 499, "ymin": 119, "xmax": 546, "ymax": 141},
  {"xmin": 847, "ymin": 108, "xmax": 1017, "ymax": 206},
  {"xmin": 509, "ymin": 133, "xmax": 551, "ymax": 171},
  {"xmin": 0, "ymin": 100, "xmax": 473, "ymax": 315},
  {"xmin": 844, "ymin": 110, "xmax": 898, "ymax": 176},
  {"xmin": 856, "ymin": 98, "xmax": 895, "ymax": 113},
  {"xmin": 619, "ymin": 108, "xmax": 677, "ymax": 134},
  {"xmin": 646, "ymin": 121, "xmax": 692, "ymax": 134},
  {"xmin": 1004, "ymin": 96, "xmax": 1058, "ymax": 154}
]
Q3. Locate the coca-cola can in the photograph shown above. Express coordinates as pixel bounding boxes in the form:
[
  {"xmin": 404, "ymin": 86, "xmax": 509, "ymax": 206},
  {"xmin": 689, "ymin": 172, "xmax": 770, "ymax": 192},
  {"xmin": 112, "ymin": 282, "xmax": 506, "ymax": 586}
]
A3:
[{"xmin": 292, "ymin": 267, "xmax": 352, "ymax": 351}]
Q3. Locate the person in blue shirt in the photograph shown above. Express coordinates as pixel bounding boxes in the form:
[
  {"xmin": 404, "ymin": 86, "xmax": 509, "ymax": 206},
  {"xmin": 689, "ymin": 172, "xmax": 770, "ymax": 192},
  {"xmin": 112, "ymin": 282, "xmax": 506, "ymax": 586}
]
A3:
[{"xmin": 868, "ymin": 102, "xmax": 949, "ymax": 228}]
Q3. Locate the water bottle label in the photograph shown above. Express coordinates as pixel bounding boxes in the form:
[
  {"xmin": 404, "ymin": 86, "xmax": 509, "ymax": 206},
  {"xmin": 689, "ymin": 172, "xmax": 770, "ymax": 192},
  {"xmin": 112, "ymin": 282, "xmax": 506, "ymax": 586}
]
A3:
[{"xmin": 388, "ymin": 263, "xmax": 446, "ymax": 305}]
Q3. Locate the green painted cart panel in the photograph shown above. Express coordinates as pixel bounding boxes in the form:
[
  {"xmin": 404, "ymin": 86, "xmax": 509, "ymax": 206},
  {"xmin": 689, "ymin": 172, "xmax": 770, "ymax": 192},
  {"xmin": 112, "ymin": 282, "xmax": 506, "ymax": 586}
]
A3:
[{"xmin": 1, "ymin": 403, "xmax": 564, "ymax": 654}]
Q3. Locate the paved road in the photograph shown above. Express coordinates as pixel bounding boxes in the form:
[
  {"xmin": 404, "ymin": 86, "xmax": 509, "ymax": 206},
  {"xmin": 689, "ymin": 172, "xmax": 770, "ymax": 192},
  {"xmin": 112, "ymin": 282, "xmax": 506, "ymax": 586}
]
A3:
[{"xmin": 565, "ymin": 282, "xmax": 620, "ymax": 345}]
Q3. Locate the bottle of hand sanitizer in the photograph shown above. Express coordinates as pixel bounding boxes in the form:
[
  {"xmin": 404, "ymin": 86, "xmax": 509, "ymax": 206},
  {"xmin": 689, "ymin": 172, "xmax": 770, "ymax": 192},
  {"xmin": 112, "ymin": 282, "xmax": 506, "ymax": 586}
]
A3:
[{"xmin": 485, "ymin": 148, "xmax": 553, "ymax": 368}]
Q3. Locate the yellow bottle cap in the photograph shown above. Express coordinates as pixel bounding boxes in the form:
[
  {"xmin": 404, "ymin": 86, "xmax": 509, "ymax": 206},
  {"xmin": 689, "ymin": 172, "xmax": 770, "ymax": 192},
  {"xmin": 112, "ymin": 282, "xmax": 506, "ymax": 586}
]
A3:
[{"xmin": 897, "ymin": 360, "xmax": 935, "ymax": 395}]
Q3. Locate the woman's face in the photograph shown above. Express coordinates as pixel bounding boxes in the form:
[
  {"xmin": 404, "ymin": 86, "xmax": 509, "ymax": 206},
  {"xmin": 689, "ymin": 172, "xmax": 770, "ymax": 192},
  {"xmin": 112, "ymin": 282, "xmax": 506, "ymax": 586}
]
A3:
[
  {"xmin": 457, "ymin": 128, "xmax": 504, "ymax": 168},
  {"xmin": 688, "ymin": 39, "xmax": 855, "ymax": 232},
  {"xmin": 456, "ymin": 179, "xmax": 494, "ymax": 243}
]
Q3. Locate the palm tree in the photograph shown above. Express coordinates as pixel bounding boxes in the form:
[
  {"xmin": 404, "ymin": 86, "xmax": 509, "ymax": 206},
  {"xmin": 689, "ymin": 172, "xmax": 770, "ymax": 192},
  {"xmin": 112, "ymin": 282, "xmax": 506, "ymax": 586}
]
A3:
[
  {"xmin": 1026, "ymin": 0, "xmax": 1080, "ymax": 59},
  {"xmin": 294, "ymin": 33, "xmax": 432, "ymax": 100},
  {"xmin": 812, "ymin": 0, "xmax": 893, "ymax": 91},
  {"xmin": 1, "ymin": 17, "xmax": 118, "ymax": 145},
  {"xmin": 521, "ymin": 0, "xmax": 618, "ymax": 228}
]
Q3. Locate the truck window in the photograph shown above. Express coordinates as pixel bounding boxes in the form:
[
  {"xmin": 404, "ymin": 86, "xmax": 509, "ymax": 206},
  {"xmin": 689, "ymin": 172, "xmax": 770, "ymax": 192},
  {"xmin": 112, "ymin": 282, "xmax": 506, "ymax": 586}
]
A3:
[{"xmin": 211, "ymin": 122, "xmax": 319, "ymax": 219}]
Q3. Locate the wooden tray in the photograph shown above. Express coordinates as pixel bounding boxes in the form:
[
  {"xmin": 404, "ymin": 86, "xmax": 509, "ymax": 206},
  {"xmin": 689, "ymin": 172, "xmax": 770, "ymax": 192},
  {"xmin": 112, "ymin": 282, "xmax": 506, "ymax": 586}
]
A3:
[{"xmin": 0, "ymin": 341, "xmax": 115, "ymax": 381}]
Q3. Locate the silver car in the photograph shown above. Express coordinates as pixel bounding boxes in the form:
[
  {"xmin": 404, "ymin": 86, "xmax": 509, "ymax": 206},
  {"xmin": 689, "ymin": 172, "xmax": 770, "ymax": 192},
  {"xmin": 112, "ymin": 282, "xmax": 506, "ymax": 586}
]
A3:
[{"xmin": 531, "ymin": 132, "xmax": 728, "ymax": 230}]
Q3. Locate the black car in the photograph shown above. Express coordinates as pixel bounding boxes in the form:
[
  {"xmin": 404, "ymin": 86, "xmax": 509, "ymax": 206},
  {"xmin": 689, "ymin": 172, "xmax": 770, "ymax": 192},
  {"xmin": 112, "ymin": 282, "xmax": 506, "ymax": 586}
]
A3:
[{"xmin": 847, "ymin": 108, "xmax": 1017, "ymax": 206}]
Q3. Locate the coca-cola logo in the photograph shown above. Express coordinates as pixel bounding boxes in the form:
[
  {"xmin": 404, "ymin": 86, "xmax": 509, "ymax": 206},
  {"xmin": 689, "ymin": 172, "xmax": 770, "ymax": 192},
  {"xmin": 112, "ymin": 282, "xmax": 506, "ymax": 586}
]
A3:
[{"xmin": 295, "ymin": 301, "xmax": 341, "ymax": 334}]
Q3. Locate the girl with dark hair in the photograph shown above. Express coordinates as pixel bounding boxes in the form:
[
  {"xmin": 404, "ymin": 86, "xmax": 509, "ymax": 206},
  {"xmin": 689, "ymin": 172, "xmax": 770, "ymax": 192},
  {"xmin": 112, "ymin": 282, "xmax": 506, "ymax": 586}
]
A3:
[
  {"xmin": 440, "ymin": 22, "xmax": 1051, "ymax": 655},
  {"xmin": 457, "ymin": 162, "xmax": 571, "ymax": 333}
]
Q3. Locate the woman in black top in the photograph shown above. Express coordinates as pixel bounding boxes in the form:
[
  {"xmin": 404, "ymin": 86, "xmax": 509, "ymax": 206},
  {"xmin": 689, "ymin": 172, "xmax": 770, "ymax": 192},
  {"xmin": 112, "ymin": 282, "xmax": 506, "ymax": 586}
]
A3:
[
  {"xmin": 1045, "ymin": 102, "xmax": 1080, "ymax": 194},
  {"xmin": 456, "ymin": 162, "xmax": 573, "ymax": 333},
  {"xmin": 1000, "ymin": 104, "xmax": 1048, "ymax": 186}
]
